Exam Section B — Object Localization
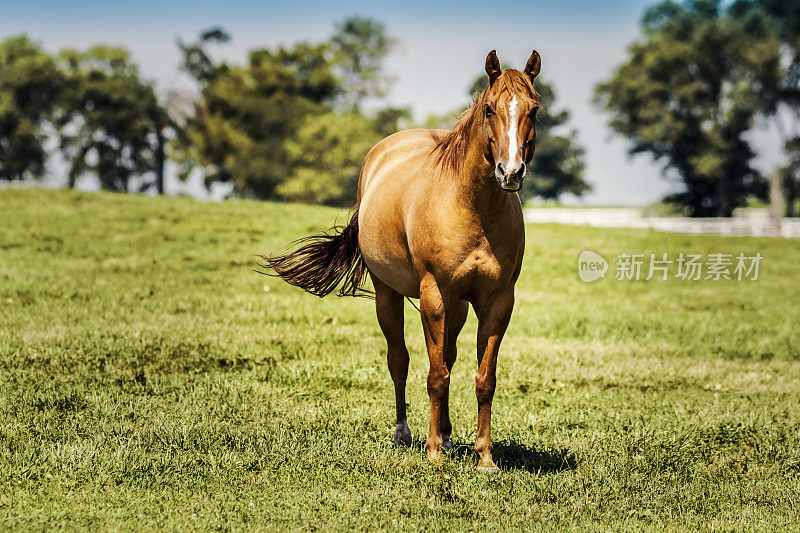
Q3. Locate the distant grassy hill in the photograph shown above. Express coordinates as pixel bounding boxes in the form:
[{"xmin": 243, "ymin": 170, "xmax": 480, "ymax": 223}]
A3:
[{"xmin": 1, "ymin": 189, "xmax": 799, "ymax": 530}]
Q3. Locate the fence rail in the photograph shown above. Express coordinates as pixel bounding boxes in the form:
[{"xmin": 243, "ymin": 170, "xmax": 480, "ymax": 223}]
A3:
[{"xmin": 524, "ymin": 208, "xmax": 800, "ymax": 238}]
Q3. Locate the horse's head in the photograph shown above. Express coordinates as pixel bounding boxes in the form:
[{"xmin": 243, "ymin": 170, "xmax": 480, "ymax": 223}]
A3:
[{"xmin": 482, "ymin": 50, "xmax": 541, "ymax": 192}]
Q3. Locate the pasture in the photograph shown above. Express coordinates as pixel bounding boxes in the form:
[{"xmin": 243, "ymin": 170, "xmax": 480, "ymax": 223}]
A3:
[{"xmin": 1, "ymin": 188, "xmax": 799, "ymax": 530}]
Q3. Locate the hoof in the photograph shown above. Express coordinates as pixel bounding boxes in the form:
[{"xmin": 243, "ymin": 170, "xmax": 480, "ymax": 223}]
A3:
[
  {"xmin": 477, "ymin": 460, "xmax": 500, "ymax": 474},
  {"xmin": 426, "ymin": 450, "xmax": 444, "ymax": 462},
  {"xmin": 442, "ymin": 435, "xmax": 453, "ymax": 451},
  {"xmin": 393, "ymin": 421, "xmax": 412, "ymax": 447}
]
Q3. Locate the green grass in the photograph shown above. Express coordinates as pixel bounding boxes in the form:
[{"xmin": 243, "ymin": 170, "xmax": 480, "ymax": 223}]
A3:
[{"xmin": 1, "ymin": 188, "xmax": 799, "ymax": 531}]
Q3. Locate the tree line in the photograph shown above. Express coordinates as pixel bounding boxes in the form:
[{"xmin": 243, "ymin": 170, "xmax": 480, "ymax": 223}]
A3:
[
  {"xmin": 3, "ymin": 1, "xmax": 798, "ymax": 216},
  {"xmin": 0, "ymin": 17, "xmax": 588, "ymax": 207}
]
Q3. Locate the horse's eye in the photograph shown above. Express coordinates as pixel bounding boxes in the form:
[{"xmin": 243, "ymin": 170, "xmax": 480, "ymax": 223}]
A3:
[
  {"xmin": 484, "ymin": 104, "xmax": 495, "ymax": 117},
  {"xmin": 529, "ymin": 106, "xmax": 539, "ymax": 118}
]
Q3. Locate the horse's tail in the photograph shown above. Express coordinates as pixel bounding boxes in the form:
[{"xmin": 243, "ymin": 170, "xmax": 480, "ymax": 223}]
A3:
[{"xmin": 257, "ymin": 208, "xmax": 372, "ymax": 298}]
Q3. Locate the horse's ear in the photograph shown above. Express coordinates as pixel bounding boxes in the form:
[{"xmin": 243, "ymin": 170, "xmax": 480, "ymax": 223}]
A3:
[
  {"xmin": 485, "ymin": 50, "xmax": 501, "ymax": 86},
  {"xmin": 524, "ymin": 50, "xmax": 541, "ymax": 81}
]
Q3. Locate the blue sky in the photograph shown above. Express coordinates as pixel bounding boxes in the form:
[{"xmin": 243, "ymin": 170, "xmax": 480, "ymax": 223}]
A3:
[{"xmin": 0, "ymin": 0, "xmax": 782, "ymax": 204}]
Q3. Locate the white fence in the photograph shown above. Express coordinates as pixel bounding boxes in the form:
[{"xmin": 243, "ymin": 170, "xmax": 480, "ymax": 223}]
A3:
[{"xmin": 524, "ymin": 208, "xmax": 800, "ymax": 238}]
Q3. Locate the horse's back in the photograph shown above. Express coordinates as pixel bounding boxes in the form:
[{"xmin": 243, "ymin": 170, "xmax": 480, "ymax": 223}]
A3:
[{"xmin": 357, "ymin": 128, "xmax": 446, "ymax": 202}]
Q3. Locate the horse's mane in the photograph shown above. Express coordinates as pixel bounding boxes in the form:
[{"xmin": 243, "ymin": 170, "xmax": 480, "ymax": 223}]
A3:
[{"xmin": 433, "ymin": 70, "xmax": 538, "ymax": 173}]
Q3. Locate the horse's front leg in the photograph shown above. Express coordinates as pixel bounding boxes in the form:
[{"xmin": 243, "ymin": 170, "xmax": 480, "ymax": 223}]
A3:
[
  {"xmin": 473, "ymin": 286, "xmax": 515, "ymax": 472},
  {"xmin": 418, "ymin": 273, "xmax": 454, "ymax": 460}
]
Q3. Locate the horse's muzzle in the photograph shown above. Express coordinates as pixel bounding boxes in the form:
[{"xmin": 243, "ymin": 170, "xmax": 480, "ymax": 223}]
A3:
[{"xmin": 497, "ymin": 166, "xmax": 526, "ymax": 192}]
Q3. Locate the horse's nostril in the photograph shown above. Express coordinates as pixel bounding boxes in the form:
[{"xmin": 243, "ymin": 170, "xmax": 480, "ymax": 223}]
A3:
[
  {"xmin": 515, "ymin": 165, "xmax": 526, "ymax": 180},
  {"xmin": 496, "ymin": 162, "xmax": 504, "ymax": 175}
]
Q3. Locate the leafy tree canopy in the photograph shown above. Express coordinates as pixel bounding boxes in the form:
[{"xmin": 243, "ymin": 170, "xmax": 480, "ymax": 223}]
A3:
[
  {"xmin": 330, "ymin": 17, "xmax": 395, "ymax": 112},
  {"xmin": 176, "ymin": 41, "xmax": 339, "ymax": 198},
  {"xmin": 0, "ymin": 35, "xmax": 63, "ymax": 181},
  {"xmin": 175, "ymin": 18, "xmax": 406, "ymax": 204},
  {"xmin": 728, "ymin": 0, "xmax": 800, "ymax": 215},
  {"xmin": 595, "ymin": 0, "xmax": 782, "ymax": 216},
  {"xmin": 277, "ymin": 111, "xmax": 382, "ymax": 205},
  {"xmin": 56, "ymin": 46, "xmax": 163, "ymax": 192}
]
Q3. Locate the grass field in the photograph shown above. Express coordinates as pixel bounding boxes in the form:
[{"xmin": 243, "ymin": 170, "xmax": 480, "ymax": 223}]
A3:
[{"xmin": 1, "ymin": 188, "xmax": 800, "ymax": 531}]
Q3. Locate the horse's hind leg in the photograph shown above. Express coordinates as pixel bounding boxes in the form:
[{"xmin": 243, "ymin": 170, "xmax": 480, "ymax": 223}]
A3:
[
  {"xmin": 440, "ymin": 299, "xmax": 468, "ymax": 450},
  {"xmin": 372, "ymin": 274, "xmax": 412, "ymax": 446}
]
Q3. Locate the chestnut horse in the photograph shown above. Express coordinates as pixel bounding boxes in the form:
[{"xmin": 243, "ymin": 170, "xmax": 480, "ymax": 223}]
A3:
[{"xmin": 262, "ymin": 50, "xmax": 541, "ymax": 472}]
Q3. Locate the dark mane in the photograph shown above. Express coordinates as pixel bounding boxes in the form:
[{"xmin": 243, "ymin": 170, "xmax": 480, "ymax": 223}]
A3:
[
  {"xmin": 432, "ymin": 70, "xmax": 539, "ymax": 173},
  {"xmin": 432, "ymin": 93, "xmax": 486, "ymax": 173}
]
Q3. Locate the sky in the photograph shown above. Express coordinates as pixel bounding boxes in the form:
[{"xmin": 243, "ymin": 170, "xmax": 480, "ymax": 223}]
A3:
[{"xmin": 0, "ymin": 0, "xmax": 784, "ymax": 204}]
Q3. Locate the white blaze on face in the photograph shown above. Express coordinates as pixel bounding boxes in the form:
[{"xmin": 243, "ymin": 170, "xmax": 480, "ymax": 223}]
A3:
[{"xmin": 505, "ymin": 95, "xmax": 519, "ymax": 170}]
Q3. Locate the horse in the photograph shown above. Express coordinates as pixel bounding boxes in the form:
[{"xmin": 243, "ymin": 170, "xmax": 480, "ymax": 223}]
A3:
[{"xmin": 261, "ymin": 49, "xmax": 541, "ymax": 472}]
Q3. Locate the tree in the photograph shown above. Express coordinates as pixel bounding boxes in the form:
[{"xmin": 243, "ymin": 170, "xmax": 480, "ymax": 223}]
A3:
[
  {"xmin": 277, "ymin": 111, "xmax": 382, "ymax": 206},
  {"xmin": 595, "ymin": 0, "xmax": 782, "ymax": 217},
  {"xmin": 174, "ymin": 19, "xmax": 407, "ymax": 203},
  {"xmin": 0, "ymin": 36, "xmax": 63, "ymax": 181},
  {"xmin": 330, "ymin": 17, "xmax": 394, "ymax": 112},
  {"xmin": 176, "ymin": 27, "xmax": 231, "ymax": 84},
  {"xmin": 56, "ymin": 46, "xmax": 165, "ymax": 192},
  {"xmin": 175, "ymin": 31, "xmax": 339, "ymax": 198},
  {"xmin": 521, "ymin": 80, "xmax": 588, "ymax": 200},
  {"xmin": 729, "ymin": 0, "xmax": 800, "ymax": 216},
  {"xmin": 435, "ymin": 71, "xmax": 589, "ymax": 202}
]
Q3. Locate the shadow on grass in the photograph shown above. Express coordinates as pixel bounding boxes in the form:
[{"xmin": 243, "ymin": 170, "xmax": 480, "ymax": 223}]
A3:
[
  {"xmin": 491, "ymin": 440, "xmax": 579, "ymax": 473},
  {"xmin": 408, "ymin": 437, "xmax": 579, "ymax": 474}
]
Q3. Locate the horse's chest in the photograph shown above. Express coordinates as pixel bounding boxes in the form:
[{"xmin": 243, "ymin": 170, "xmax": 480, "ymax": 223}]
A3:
[
  {"xmin": 419, "ymin": 222, "xmax": 522, "ymax": 292},
  {"xmin": 456, "ymin": 247, "xmax": 508, "ymax": 284}
]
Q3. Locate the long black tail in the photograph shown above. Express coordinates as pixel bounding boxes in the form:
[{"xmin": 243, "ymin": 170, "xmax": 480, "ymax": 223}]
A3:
[{"xmin": 256, "ymin": 209, "xmax": 372, "ymax": 298}]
